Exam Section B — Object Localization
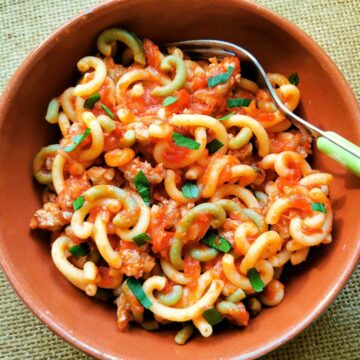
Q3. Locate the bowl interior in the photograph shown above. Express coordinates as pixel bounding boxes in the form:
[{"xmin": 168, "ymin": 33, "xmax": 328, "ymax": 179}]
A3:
[{"xmin": 0, "ymin": 0, "xmax": 359, "ymax": 359}]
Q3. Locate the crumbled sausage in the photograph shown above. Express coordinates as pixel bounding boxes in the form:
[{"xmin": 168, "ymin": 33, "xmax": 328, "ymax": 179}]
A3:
[
  {"xmin": 30, "ymin": 202, "xmax": 69, "ymax": 231},
  {"xmin": 86, "ymin": 166, "xmax": 123, "ymax": 186},
  {"xmin": 121, "ymin": 157, "xmax": 166, "ymax": 185},
  {"xmin": 119, "ymin": 248, "xmax": 155, "ymax": 278}
]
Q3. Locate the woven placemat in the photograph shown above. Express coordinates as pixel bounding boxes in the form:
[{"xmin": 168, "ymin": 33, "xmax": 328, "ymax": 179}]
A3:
[{"xmin": 0, "ymin": 0, "xmax": 359, "ymax": 359}]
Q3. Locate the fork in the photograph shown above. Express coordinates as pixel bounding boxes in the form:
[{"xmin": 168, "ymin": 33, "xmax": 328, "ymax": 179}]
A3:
[{"xmin": 166, "ymin": 39, "xmax": 360, "ymax": 177}]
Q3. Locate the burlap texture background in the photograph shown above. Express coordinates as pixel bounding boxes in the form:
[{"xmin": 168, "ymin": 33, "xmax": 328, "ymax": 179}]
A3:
[{"xmin": 0, "ymin": 0, "xmax": 359, "ymax": 359}]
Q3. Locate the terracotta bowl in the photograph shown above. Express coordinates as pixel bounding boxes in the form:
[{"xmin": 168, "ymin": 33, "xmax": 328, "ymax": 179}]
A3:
[{"xmin": 0, "ymin": 0, "xmax": 359, "ymax": 359}]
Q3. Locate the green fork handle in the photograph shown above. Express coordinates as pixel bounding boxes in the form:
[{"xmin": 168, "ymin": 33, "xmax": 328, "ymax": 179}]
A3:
[{"xmin": 317, "ymin": 131, "xmax": 360, "ymax": 177}]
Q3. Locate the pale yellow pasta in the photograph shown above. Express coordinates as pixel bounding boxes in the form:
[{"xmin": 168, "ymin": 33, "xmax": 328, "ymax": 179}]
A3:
[
  {"xmin": 274, "ymin": 151, "xmax": 312, "ymax": 178},
  {"xmin": 259, "ymin": 279, "xmax": 285, "ymax": 306},
  {"xmin": 278, "ymin": 84, "xmax": 301, "ymax": 112},
  {"xmin": 193, "ymin": 316, "xmax": 213, "ymax": 338},
  {"xmin": 165, "ymin": 170, "xmax": 197, "ymax": 203},
  {"xmin": 201, "ymin": 156, "xmax": 236, "ymax": 198},
  {"xmin": 51, "ymin": 236, "xmax": 98, "ymax": 296},
  {"xmin": 93, "ymin": 214, "xmax": 122, "ymax": 269},
  {"xmin": 267, "ymin": 73, "xmax": 290, "ymax": 87},
  {"xmin": 160, "ymin": 259, "xmax": 191, "ymax": 285},
  {"xmin": 78, "ymin": 112, "xmax": 104, "ymax": 162},
  {"xmin": 238, "ymin": 77, "xmax": 259, "ymax": 94},
  {"xmin": 211, "ymin": 184, "xmax": 259, "ymax": 208},
  {"xmin": 58, "ymin": 112, "xmax": 71, "ymax": 136},
  {"xmin": 268, "ymin": 249, "xmax": 292, "ymax": 268},
  {"xmin": 142, "ymin": 276, "xmax": 224, "ymax": 322},
  {"xmin": 116, "ymin": 68, "xmax": 170, "ymax": 102},
  {"xmin": 117, "ymin": 108, "xmax": 135, "ymax": 124},
  {"xmin": 185, "ymin": 165, "xmax": 203, "ymax": 180},
  {"xmin": 289, "ymin": 209, "xmax": 332, "ymax": 246},
  {"xmin": 299, "ymin": 173, "xmax": 333, "ymax": 186},
  {"xmin": 290, "ymin": 248, "xmax": 310, "ymax": 265},
  {"xmin": 148, "ymin": 123, "xmax": 172, "ymax": 138},
  {"xmin": 230, "ymin": 164, "xmax": 258, "ymax": 186},
  {"xmin": 266, "ymin": 196, "xmax": 307, "ymax": 225},
  {"xmin": 222, "ymin": 255, "xmax": 274, "ymax": 293},
  {"xmin": 170, "ymin": 114, "xmax": 229, "ymax": 155},
  {"xmin": 60, "ymin": 87, "xmax": 76, "ymax": 121},
  {"xmin": 52, "ymin": 153, "xmax": 66, "ymax": 194},
  {"xmin": 240, "ymin": 231, "xmax": 282, "ymax": 274},
  {"xmin": 234, "ymin": 222, "xmax": 259, "ymax": 255},
  {"xmin": 266, "ymin": 119, "xmax": 292, "ymax": 132},
  {"xmin": 115, "ymin": 193, "xmax": 151, "ymax": 241},
  {"xmin": 222, "ymin": 115, "xmax": 269, "ymax": 156},
  {"xmin": 71, "ymin": 198, "xmax": 122, "ymax": 239},
  {"xmin": 73, "ymin": 56, "xmax": 107, "ymax": 97}
]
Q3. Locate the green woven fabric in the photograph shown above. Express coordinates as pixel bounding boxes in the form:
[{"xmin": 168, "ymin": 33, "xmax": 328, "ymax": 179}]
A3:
[{"xmin": 0, "ymin": 0, "xmax": 359, "ymax": 359}]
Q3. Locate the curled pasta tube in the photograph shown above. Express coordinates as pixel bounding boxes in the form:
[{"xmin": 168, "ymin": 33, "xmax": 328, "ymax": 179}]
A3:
[
  {"xmin": 97, "ymin": 114, "xmax": 116, "ymax": 133},
  {"xmin": 51, "ymin": 236, "xmax": 98, "ymax": 296},
  {"xmin": 58, "ymin": 112, "xmax": 71, "ymax": 136},
  {"xmin": 239, "ymin": 231, "xmax": 282, "ymax": 274},
  {"xmin": 267, "ymin": 119, "xmax": 292, "ymax": 133},
  {"xmin": 52, "ymin": 153, "xmax": 66, "ymax": 194},
  {"xmin": 33, "ymin": 144, "xmax": 60, "ymax": 184},
  {"xmin": 60, "ymin": 87, "xmax": 76, "ymax": 121},
  {"xmin": 116, "ymin": 68, "xmax": 170, "ymax": 102},
  {"xmin": 97, "ymin": 28, "xmax": 146, "ymax": 65},
  {"xmin": 214, "ymin": 198, "xmax": 267, "ymax": 233},
  {"xmin": 78, "ymin": 112, "xmax": 104, "ymax": 162},
  {"xmin": 266, "ymin": 196, "xmax": 311, "ymax": 225},
  {"xmin": 268, "ymin": 248, "xmax": 291, "ymax": 268},
  {"xmin": 45, "ymin": 98, "xmax": 60, "ymax": 124},
  {"xmin": 160, "ymin": 259, "xmax": 191, "ymax": 285},
  {"xmin": 230, "ymin": 165, "xmax": 258, "ymax": 187},
  {"xmin": 277, "ymin": 84, "xmax": 300, "ymax": 112},
  {"xmin": 290, "ymin": 208, "xmax": 332, "ymax": 246},
  {"xmin": 234, "ymin": 222, "xmax": 259, "ymax": 255},
  {"xmin": 188, "ymin": 246, "xmax": 219, "ymax": 262},
  {"xmin": 238, "ymin": 78, "xmax": 259, "ymax": 94},
  {"xmin": 71, "ymin": 185, "xmax": 137, "ymax": 239},
  {"xmin": 290, "ymin": 248, "xmax": 310, "ymax": 265},
  {"xmin": 156, "ymin": 285, "xmax": 183, "ymax": 306},
  {"xmin": 153, "ymin": 127, "xmax": 207, "ymax": 169},
  {"xmin": 151, "ymin": 55, "xmax": 187, "ymax": 96},
  {"xmin": 165, "ymin": 170, "xmax": 198, "ymax": 203},
  {"xmin": 115, "ymin": 193, "xmax": 150, "ymax": 241},
  {"xmin": 259, "ymin": 279, "xmax": 285, "ymax": 306},
  {"xmin": 193, "ymin": 316, "xmax": 213, "ymax": 338},
  {"xmin": 299, "ymin": 173, "xmax": 333, "ymax": 187},
  {"xmin": 143, "ymin": 276, "xmax": 223, "ymax": 322},
  {"xmin": 222, "ymin": 115, "xmax": 269, "ymax": 156},
  {"xmin": 170, "ymin": 114, "xmax": 229, "ymax": 155},
  {"xmin": 93, "ymin": 214, "xmax": 122, "ymax": 269},
  {"xmin": 274, "ymin": 151, "xmax": 312, "ymax": 178},
  {"xmin": 175, "ymin": 324, "xmax": 194, "ymax": 345},
  {"xmin": 216, "ymin": 301, "xmax": 249, "ymax": 326},
  {"xmin": 105, "ymin": 148, "xmax": 135, "ymax": 167},
  {"xmin": 211, "ymin": 184, "xmax": 259, "ymax": 208},
  {"xmin": 201, "ymin": 156, "xmax": 238, "ymax": 198},
  {"xmin": 228, "ymin": 127, "xmax": 253, "ymax": 150},
  {"xmin": 73, "ymin": 56, "xmax": 107, "ymax": 97},
  {"xmin": 170, "ymin": 203, "xmax": 226, "ymax": 270},
  {"xmin": 222, "ymin": 254, "xmax": 274, "ymax": 293}
]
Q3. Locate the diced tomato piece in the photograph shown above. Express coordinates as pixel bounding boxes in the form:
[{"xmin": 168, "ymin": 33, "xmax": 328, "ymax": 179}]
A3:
[
  {"xmin": 144, "ymin": 39, "xmax": 162, "ymax": 71},
  {"xmin": 165, "ymin": 89, "xmax": 190, "ymax": 115}
]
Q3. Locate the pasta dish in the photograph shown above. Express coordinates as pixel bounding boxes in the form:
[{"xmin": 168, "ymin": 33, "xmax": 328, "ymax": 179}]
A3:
[{"xmin": 30, "ymin": 28, "xmax": 333, "ymax": 344}]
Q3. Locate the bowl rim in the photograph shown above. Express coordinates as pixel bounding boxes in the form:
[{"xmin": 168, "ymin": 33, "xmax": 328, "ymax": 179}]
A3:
[{"xmin": 0, "ymin": 0, "xmax": 359, "ymax": 359}]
